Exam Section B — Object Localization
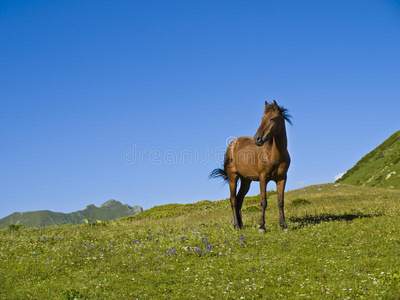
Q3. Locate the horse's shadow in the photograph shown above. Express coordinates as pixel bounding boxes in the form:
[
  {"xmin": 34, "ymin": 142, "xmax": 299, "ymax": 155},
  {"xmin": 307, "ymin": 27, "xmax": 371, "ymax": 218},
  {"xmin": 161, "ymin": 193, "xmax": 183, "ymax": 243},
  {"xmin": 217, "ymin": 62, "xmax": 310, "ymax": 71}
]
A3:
[{"xmin": 288, "ymin": 212, "xmax": 382, "ymax": 229}]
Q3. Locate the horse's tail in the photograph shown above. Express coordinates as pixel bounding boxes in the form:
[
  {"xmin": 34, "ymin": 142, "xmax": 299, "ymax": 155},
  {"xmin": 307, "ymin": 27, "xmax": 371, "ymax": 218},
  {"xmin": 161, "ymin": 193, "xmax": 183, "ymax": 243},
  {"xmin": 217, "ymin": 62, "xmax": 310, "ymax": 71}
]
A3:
[{"xmin": 208, "ymin": 158, "xmax": 230, "ymax": 184}]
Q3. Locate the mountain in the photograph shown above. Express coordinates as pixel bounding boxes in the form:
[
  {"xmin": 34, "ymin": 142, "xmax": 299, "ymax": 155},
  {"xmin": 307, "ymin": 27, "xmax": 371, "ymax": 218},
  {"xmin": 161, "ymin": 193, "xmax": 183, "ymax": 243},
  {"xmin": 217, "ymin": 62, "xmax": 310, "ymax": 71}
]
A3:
[
  {"xmin": 336, "ymin": 130, "xmax": 400, "ymax": 189},
  {"xmin": 0, "ymin": 200, "xmax": 143, "ymax": 228}
]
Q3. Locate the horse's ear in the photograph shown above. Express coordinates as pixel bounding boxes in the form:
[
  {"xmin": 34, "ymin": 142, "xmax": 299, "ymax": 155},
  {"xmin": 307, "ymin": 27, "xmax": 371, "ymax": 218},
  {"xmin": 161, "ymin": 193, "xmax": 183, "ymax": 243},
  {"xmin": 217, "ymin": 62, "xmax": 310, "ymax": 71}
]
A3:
[
  {"xmin": 273, "ymin": 100, "xmax": 278, "ymax": 107},
  {"xmin": 265, "ymin": 101, "xmax": 269, "ymax": 106}
]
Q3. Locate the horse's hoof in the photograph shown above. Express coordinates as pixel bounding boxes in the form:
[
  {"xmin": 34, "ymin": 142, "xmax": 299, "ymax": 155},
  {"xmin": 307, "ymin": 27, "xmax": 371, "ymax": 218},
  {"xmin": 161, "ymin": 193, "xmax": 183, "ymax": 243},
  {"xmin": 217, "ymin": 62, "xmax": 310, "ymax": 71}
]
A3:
[
  {"xmin": 258, "ymin": 228, "xmax": 266, "ymax": 234},
  {"xmin": 282, "ymin": 228, "xmax": 289, "ymax": 232}
]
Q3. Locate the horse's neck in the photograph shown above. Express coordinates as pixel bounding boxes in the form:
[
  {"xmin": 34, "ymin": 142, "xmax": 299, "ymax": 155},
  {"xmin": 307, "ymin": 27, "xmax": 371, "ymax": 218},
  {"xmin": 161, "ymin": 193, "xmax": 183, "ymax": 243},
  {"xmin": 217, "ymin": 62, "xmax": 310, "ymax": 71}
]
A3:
[{"xmin": 272, "ymin": 125, "xmax": 288, "ymax": 153}]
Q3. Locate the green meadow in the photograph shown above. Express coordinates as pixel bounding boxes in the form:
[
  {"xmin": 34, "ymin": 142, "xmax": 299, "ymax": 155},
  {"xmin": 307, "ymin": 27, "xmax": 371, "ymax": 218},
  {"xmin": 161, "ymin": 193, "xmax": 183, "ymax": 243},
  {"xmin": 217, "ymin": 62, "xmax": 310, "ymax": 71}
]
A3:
[
  {"xmin": 337, "ymin": 130, "xmax": 400, "ymax": 189},
  {"xmin": 1, "ymin": 183, "xmax": 399, "ymax": 299}
]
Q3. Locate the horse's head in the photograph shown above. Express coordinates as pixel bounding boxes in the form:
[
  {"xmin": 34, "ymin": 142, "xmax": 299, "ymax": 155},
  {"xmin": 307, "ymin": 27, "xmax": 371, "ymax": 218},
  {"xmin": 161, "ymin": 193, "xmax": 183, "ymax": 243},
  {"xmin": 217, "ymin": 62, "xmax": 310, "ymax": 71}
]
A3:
[{"xmin": 253, "ymin": 100, "xmax": 292, "ymax": 146}]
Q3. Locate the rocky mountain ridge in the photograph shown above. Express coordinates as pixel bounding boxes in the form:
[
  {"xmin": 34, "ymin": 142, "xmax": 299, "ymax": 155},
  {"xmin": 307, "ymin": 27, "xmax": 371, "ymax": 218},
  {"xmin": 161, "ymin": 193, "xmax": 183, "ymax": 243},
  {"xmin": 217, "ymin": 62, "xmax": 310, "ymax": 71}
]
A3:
[{"xmin": 0, "ymin": 200, "xmax": 143, "ymax": 228}]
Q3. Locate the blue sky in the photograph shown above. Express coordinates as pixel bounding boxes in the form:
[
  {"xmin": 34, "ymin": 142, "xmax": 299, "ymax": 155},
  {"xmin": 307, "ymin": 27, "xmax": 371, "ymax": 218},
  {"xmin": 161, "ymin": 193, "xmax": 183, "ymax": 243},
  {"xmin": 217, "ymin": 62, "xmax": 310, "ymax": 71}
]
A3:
[{"xmin": 1, "ymin": 0, "xmax": 399, "ymax": 218}]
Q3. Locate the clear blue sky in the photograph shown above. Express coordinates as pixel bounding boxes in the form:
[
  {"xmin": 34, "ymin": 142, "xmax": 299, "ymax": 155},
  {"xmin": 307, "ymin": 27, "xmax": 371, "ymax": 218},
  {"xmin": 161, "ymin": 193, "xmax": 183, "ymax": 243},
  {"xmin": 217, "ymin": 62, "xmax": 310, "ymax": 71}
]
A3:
[{"xmin": 1, "ymin": 0, "xmax": 399, "ymax": 218}]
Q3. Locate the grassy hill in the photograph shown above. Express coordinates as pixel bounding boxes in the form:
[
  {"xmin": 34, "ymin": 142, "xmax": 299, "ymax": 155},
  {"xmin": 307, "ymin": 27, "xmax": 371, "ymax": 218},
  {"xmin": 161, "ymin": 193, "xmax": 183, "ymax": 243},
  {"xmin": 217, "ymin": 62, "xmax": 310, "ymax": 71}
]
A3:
[
  {"xmin": 336, "ymin": 130, "xmax": 400, "ymax": 189},
  {"xmin": 1, "ymin": 183, "xmax": 399, "ymax": 299},
  {"xmin": 0, "ymin": 200, "xmax": 142, "ymax": 228}
]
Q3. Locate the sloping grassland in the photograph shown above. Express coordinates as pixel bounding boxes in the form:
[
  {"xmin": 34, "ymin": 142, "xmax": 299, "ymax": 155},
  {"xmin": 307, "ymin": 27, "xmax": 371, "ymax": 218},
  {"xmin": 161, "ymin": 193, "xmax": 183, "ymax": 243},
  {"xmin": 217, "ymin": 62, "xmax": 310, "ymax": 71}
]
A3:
[
  {"xmin": 337, "ymin": 130, "xmax": 400, "ymax": 189},
  {"xmin": 1, "ymin": 183, "xmax": 399, "ymax": 299}
]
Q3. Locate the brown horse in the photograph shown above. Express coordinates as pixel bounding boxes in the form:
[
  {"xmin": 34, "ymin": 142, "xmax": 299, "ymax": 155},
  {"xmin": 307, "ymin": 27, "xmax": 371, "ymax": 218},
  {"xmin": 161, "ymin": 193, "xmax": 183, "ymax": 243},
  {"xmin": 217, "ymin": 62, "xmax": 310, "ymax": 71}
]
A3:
[{"xmin": 210, "ymin": 100, "xmax": 292, "ymax": 232}]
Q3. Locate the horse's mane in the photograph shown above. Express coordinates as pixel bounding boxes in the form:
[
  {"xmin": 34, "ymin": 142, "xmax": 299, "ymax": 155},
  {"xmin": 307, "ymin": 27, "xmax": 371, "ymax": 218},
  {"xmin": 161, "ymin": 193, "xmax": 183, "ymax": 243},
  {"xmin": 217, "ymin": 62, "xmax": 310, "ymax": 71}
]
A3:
[
  {"xmin": 265, "ymin": 101, "xmax": 293, "ymax": 126},
  {"xmin": 279, "ymin": 106, "xmax": 293, "ymax": 126}
]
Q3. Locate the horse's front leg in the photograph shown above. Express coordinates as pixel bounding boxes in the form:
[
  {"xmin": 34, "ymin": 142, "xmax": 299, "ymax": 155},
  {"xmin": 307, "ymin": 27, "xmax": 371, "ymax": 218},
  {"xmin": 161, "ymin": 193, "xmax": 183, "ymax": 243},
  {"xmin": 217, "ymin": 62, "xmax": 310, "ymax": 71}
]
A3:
[
  {"xmin": 258, "ymin": 176, "xmax": 267, "ymax": 233},
  {"xmin": 276, "ymin": 179, "xmax": 288, "ymax": 230},
  {"xmin": 229, "ymin": 176, "xmax": 240, "ymax": 229}
]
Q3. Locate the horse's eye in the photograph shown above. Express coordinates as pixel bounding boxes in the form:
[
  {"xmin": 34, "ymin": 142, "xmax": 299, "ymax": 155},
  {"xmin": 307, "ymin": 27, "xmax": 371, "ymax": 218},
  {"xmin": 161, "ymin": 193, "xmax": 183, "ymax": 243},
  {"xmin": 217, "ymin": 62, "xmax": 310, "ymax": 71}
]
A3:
[{"xmin": 270, "ymin": 118, "xmax": 276, "ymax": 122}]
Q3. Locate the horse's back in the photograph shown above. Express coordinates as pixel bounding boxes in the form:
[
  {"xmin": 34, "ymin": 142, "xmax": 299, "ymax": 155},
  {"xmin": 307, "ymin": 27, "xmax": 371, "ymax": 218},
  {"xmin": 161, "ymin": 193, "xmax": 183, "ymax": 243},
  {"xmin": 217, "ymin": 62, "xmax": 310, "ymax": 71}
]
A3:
[
  {"xmin": 226, "ymin": 136, "xmax": 257, "ymax": 159},
  {"xmin": 226, "ymin": 136, "xmax": 290, "ymax": 182},
  {"xmin": 226, "ymin": 136, "xmax": 261, "ymax": 180}
]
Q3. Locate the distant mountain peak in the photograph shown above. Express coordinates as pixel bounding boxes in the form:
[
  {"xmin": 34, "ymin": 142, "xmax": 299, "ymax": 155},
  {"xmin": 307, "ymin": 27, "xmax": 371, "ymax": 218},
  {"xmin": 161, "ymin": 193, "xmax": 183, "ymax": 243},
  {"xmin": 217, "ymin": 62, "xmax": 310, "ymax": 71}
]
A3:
[
  {"xmin": 0, "ymin": 199, "xmax": 143, "ymax": 228},
  {"xmin": 100, "ymin": 199, "xmax": 122, "ymax": 208}
]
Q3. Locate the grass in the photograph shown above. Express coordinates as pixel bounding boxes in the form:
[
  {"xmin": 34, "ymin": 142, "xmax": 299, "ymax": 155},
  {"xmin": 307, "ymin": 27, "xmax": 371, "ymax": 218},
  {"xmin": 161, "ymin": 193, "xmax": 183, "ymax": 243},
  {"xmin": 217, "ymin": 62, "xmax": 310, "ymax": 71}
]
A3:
[
  {"xmin": 337, "ymin": 130, "xmax": 400, "ymax": 189},
  {"xmin": 1, "ymin": 183, "xmax": 400, "ymax": 299}
]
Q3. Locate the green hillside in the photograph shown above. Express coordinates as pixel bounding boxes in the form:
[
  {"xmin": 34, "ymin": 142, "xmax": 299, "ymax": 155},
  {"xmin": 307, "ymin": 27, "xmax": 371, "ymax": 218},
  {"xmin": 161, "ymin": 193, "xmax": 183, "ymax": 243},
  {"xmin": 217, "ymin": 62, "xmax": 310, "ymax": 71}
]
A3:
[
  {"xmin": 0, "ymin": 200, "xmax": 142, "ymax": 228},
  {"xmin": 1, "ymin": 183, "xmax": 399, "ymax": 299},
  {"xmin": 336, "ymin": 130, "xmax": 400, "ymax": 189}
]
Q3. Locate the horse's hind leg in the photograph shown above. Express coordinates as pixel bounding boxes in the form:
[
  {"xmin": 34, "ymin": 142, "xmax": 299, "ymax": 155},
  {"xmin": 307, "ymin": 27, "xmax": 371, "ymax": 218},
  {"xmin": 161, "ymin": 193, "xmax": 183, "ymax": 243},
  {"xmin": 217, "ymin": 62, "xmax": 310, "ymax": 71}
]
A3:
[
  {"xmin": 229, "ymin": 174, "xmax": 240, "ymax": 229},
  {"xmin": 236, "ymin": 178, "xmax": 251, "ymax": 229}
]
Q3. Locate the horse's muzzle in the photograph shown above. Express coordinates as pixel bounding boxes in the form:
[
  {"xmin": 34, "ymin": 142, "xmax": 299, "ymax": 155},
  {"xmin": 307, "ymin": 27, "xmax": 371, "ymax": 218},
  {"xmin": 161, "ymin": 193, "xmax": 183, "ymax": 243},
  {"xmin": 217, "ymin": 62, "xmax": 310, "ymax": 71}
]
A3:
[{"xmin": 254, "ymin": 134, "xmax": 264, "ymax": 146}]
